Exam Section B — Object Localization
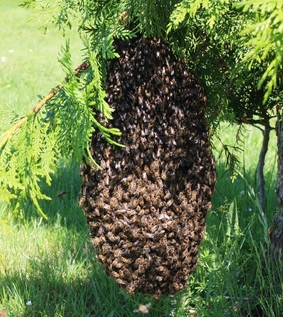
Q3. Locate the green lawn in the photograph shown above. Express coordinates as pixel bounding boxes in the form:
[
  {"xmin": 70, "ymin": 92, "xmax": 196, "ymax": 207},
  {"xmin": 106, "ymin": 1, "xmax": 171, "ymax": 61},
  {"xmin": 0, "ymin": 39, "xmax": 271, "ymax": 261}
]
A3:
[
  {"xmin": 0, "ymin": 1, "xmax": 281, "ymax": 317},
  {"xmin": 0, "ymin": 0, "xmax": 82, "ymax": 113}
]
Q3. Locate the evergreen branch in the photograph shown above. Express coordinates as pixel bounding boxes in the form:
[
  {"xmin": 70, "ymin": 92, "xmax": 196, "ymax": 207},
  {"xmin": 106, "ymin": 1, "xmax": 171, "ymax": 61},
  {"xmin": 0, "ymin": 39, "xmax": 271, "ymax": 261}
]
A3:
[
  {"xmin": 214, "ymin": 130, "xmax": 243, "ymax": 178},
  {"xmin": 0, "ymin": 61, "xmax": 90, "ymax": 150},
  {"xmin": 92, "ymin": 117, "xmax": 124, "ymax": 147},
  {"xmin": 0, "ymin": 50, "xmax": 122, "ymax": 218},
  {"xmin": 0, "ymin": 117, "xmax": 27, "ymax": 149},
  {"xmin": 32, "ymin": 86, "xmax": 62, "ymax": 114}
]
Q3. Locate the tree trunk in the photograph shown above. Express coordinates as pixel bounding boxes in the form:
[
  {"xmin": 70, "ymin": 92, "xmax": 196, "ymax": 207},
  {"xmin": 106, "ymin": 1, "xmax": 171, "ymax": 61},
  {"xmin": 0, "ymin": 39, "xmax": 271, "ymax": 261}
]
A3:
[
  {"xmin": 270, "ymin": 107, "xmax": 283, "ymax": 258},
  {"xmin": 257, "ymin": 123, "xmax": 271, "ymax": 214}
]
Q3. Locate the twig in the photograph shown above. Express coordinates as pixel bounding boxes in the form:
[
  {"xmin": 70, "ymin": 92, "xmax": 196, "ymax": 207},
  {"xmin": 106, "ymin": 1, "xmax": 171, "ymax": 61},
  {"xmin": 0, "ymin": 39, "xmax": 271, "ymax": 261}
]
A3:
[
  {"xmin": 0, "ymin": 117, "xmax": 28, "ymax": 148},
  {"xmin": 0, "ymin": 60, "xmax": 90, "ymax": 149}
]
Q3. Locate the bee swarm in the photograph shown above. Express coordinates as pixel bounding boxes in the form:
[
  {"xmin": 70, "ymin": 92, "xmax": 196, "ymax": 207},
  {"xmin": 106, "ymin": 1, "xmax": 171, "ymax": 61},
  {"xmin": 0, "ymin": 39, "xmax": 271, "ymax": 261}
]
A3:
[{"xmin": 80, "ymin": 37, "xmax": 216, "ymax": 298}]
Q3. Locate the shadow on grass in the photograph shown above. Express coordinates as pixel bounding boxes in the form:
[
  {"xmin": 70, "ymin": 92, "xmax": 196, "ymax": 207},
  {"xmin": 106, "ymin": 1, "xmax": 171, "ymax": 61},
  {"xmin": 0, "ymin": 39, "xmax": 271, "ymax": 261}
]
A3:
[
  {"xmin": 212, "ymin": 160, "xmax": 277, "ymax": 225},
  {"xmin": 1, "ymin": 247, "xmax": 183, "ymax": 317},
  {"xmin": 1, "ymin": 252, "xmax": 176, "ymax": 316}
]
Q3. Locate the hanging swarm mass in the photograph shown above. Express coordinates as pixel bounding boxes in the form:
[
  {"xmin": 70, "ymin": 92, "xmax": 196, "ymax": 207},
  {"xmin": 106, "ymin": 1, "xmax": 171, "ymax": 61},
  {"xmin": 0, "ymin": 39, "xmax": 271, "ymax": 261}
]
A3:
[{"xmin": 80, "ymin": 36, "xmax": 216, "ymax": 298}]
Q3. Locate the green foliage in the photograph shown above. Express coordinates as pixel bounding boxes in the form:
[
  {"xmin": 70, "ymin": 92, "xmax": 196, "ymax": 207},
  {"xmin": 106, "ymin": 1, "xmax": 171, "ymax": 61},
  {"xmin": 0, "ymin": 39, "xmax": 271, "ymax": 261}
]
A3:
[
  {"xmin": 166, "ymin": 0, "xmax": 282, "ymax": 191},
  {"xmin": 0, "ymin": 1, "xmax": 135, "ymax": 217},
  {"xmin": 0, "ymin": 40, "xmax": 124, "ymax": 218},
  {"xmin": 123, "ymin": 0, "xmax": 179, "ymax": 39},
  {"xmin": 167, "ymin": 0, "xmax": 280, "ymax": 120},
  {"xmin": 2, "ymin": 0, "xmax": 283, "ymax": 216},
  {"xmin": 0, "ymin": 109, "xmax": 56, "ymax": 218},
  {"xmin": 167, "ymin": 0, "xmax": 242, "ymax": 122},
  {"xmin": 235, "ymin": 0, "xmax": 283, "ymax": 104}
]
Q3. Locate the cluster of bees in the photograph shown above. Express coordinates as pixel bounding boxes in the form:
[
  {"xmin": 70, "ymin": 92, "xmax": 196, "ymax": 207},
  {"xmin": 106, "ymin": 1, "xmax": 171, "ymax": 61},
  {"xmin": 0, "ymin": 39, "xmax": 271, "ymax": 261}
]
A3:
[{"xmin": 80, "ymin": 36, "xmax": 216, "ymax": 298}]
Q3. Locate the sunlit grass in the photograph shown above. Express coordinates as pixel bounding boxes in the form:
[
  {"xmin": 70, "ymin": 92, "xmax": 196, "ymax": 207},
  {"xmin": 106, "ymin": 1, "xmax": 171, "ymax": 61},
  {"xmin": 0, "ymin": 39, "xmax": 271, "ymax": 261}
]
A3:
[{"xmin": 0, "ymin": 0, "xmax": 82, "ymax": 114}]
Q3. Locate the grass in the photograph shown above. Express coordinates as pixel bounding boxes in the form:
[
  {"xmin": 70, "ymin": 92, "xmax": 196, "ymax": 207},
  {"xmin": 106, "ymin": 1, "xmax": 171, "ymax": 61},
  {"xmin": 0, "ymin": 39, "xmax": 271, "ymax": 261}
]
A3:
[
  {"xmin": 0, "ymin": 0, "xmax": 82, "ymax": 114},
  {"xmin": 0, "ymin": 1, "xmax": 282, "ymax": 316}
]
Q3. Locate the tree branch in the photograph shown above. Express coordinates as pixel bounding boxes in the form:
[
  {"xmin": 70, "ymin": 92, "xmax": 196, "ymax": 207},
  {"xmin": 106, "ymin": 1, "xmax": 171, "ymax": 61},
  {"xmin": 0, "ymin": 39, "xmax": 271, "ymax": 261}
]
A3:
[{"xmin": 0, "ymin": 60, "xmax": 90, "ymax": 149}]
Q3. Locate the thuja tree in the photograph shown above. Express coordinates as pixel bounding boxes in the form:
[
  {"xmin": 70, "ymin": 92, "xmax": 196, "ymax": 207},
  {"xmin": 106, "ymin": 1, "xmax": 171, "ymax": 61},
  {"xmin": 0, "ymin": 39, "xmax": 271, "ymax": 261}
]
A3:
[
  {"xmin": 184, "ymin": 0, "xmax": 283, "ymax": 257},
  {"xmin": 1, "ymin": 0, "xmax": 283, "ymax": 294},
  {"xmin": 168, "ymin": 0, "xmax": 281, "ymax": 212},
  {"xmin": 234, "ymin": 0, "xmax": 283, "ymax": 259}
]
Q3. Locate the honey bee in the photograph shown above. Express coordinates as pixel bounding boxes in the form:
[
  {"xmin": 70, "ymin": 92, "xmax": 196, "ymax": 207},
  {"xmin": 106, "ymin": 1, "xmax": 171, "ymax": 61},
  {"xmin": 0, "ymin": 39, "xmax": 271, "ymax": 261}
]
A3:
[
  {"xmin": 143, "ymin": 232, "xmax": 156, "ymax": 240},
  {"xmin": 164, "ymin": 191, "xmax": 172, "ymax": 200},
  {"xmin": 126, "ymin": 209, "xmax": 136, "ymax": 217},
  {"xmin": 172, "ymin": 282, "xmax": 181, "ymax": 291},
  {"xmin": 132, "ymin": 270, "xmax": 139, "ymax": 280},
  {"xmin": 126, "ymin": 281, "xmax": 137, "ymax": 295},
  {"xmin": 104, "ymin": 223, "xmax": 112, "ymax": 231},
  {"xmin": 128, "ymin": 181, "xmax": 137, "ymax": 193},
  {"xmin": 97, "ymin": 226, "xmax": 105, "ymax": 236},
  {"xmin": 156, "ymin": 178, "xmax": 163, "ymax": 189},
  {"xmin": 91, "ymin": 207, "xmax": 100, "ymax": 216},
  {"xmin": 106, "ymin": 231, "xmax": 118, "ymax": 242},
  {"xmin": 151, "ymin": 197, "xmax": 159, "ymax": 208},
  {"xmin": 97, "ymin": 254, "xmax": 106, "ymax": 263},
  {"xmin": 112, "ymin": 258, "xmax": 123, "ymax": 269},
  {"xmin": 104, "ymin": 175, "xmax": 110, "ymax": 186},
  {"xmin": 121, "ymin": 241, "xmax": 133, "ymax": 250},
  {"xmin": 156, "ymin": 265, "xmax": 168, "ymax": 274},
  {"xmin": 161, "ymin": 170, "xmax": 167, "ymax": 180},
  {"xmin": 134, "ymin": 256, "xmax": 143, "ymax": 268},
  {"xmin": 122, "ymin": 191, "xmax": 131, "ymax": 202},
  {"xmin": 100, "ymin": 159, "xmax": 107, "ymax": 169},
  {"xmin": 114, "ymin": 186, "xmax": 123, "ymax": 200},
  {"xmin": 158, "ymin": 213, "xmax": 170, "ymax": 221},
  {"xmin": 143, "ymin": 193, "xmax": 151, "ymax": 202},
  {"xmin": 110, "ymin": 197, "xmax": 119, "ymax": 209},
  {"xmin": 57, "ymin": 191, "xmax": 67, "ymax": 198},
  {"xmin": 142, "ymin": 171, "xmax": 147, "ymax": 180},
  {"xmin": 129, "ymin": 228, "xmax": 140, "ymax": 239},
  {"xmin": 121, "ymin": 256, "xmax": 132, "ymax": 264},
  {"xmin": 120, "ymin": 268, "xmax": 131, "ymax": 280},
  {"xmin": 102, "ymin": 203, "xmax": 110, "ymax": 211},
  {"xmin": 103, "ymin": 147, "xmax": 111, "ymax": 159},
  {"xmin": 101, "ymin": 243, "xmax": 111, "ymax": 255},
  {"xmin": 139, "ymin": 186, "xmax": 147, "ymax": 195},
  {"xmin": 133, "ymin": 303, "xmax": 151, "ymax": 314},
  {"xmin": 138, "ymin": 197, "xmax": 144, "ymax": 207},
  {"xmin": 96, "ymin": 197, "xmax": 105, "ymax": 209},
  {"xmin": 116, "ymin": 278, "xmax": 127, "ymax": 285},
  {"xmin": 111, "ymin": 271, "xmax": 120, "ymax": 278},
  {"xmin": 92, "ymin": 237, "xmax": 101, "ymax": 247},
  {"xmin": 113, "ymin": 247, "xmax": 122, "ymax": 257},
  {"xmin": 166, "ymin": 199, "xmax": 173, "ymax": 207}
]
